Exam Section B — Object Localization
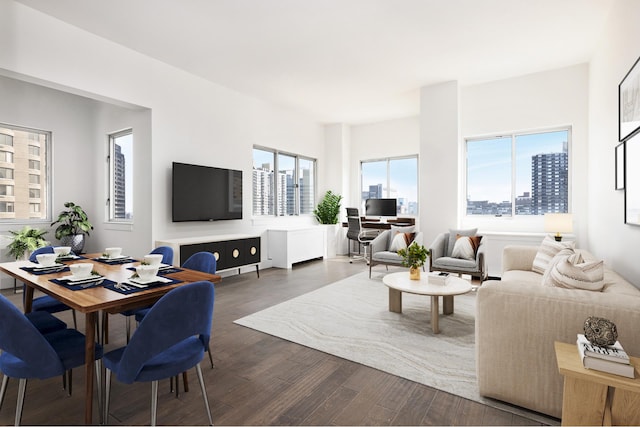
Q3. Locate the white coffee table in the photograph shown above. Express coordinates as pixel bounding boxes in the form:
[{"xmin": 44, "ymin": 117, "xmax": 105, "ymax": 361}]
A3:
[{"xmin": 382, "ymin": 271, "xmax": 472, "ymax": 334}]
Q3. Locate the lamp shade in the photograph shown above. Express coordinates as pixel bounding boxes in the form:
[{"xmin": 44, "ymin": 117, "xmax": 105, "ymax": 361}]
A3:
[{"xmin": 544, "ymin": 213, "xmax": 573, "ymax": 234}]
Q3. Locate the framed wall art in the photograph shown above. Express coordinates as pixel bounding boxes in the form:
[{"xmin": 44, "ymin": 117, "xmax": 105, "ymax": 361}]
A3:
[
  {"xmin": 616, "ymin": 142, "xmax": 625, "ymax": 190},
  {"xmin": 625, "ymin": 132, "xmax": 640, "ymax": 225},
  {"xmin": 619, "ymin": 56, "xmax": 640, "ymax": 142}
]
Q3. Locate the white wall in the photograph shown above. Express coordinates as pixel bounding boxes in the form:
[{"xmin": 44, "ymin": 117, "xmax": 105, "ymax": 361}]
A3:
[
  {"xmin": 588, "ymin": 0, "xmax": 640, "ymax": 284},
  {"xmin": 0, "ymin": 1, "xmax": 325, "ymax": 272}
]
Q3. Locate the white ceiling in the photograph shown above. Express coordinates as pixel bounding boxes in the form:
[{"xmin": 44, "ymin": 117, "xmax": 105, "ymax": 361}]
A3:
[{"xmin": 17, "ymin": 0, "xmax": 613, "ymax": 124}]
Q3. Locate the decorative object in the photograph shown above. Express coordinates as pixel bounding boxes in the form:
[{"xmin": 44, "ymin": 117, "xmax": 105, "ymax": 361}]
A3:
[
  {"xmin": 397, "ymin": 242, "xmax": 429, "ymax": 280},
  {"xmin": 625, "ymin": 132, "xmax": 640, "ymax": 225},
  {"xmin": 51, "ymin": 202, "xmax": 93, "ymax": 254},
  {"xmin": 6, "ymin": 226, "xmax": 48, "ymax": 260},
  {"xmin": 619, "ymin": 55, "xmax": 640, "ymax": 142},
  {"xmin": 313, "ymin": 191, "xmax": 342, "ymax": 224},
  {"xmin": 543, "ymin": 213, "xmax": 573, "ymax": 242},
  {"xmin": 616, "ymin": 141, "xmax": 625, "ymax": 190},
  {"xmin": 584, "ymin": 316, "xmax": 618, "ymax": 346}
]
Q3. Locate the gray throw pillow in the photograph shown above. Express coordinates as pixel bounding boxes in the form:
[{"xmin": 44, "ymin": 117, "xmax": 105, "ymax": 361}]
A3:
[{"xmin": 447, "ymin": 228, "xmax": 477, "ymax": 257}]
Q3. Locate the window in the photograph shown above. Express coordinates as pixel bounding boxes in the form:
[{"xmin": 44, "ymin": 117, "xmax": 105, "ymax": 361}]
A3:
[
  {"xmin": 28, "ymin": 145, "xmax": 40, "ymax": 156},
  {"xmin": 0, "ymin": 202, "xmax": 14, "ymax": 212},
  {"xmin": 29, "ymin": 203, "xmax": 40, "ymax": 213},
  {"xmin": 28, "ymin": 159, "xmax": 40, "ymax": 170},
  {"xmin": 29, "ymin": 188, "xmax": 40, "ymax": 198},
  {"xmin": 360, "ymin": 156, "xmax": 419, "ymax": 215},
  {"xmin": 108, "ymin": 129, "xmax": 133, "ymax": 221},
  {"xmin": 0, "ymin": 168, "xmax": 13, "ymax": 179},
  {"xmin": 29, "ymin": 174, "xmax": 40, "ymax": 184},
  {"xmin": 0, "ymin": 185, "xmax": 14, "ymax": 196},
  {"xmin": 0, "ymin": 151, "xmax": 13, "ymax": 163},
  {"xmin": 252, "ymin": 147, "xmax": 316, "ymax": 217},
  {"xmin": 0, "ymin": 133, "xmax": 13, "ymax": 146},
  {"xmin": 465, "ymin": 128, "xmax": 570, "ymax": 216}
]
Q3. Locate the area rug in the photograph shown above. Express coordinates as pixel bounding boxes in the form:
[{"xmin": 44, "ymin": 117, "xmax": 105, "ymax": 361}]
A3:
[{"xmin": 234, "ymin": 270, "xmax": 557, "ymax": 424}]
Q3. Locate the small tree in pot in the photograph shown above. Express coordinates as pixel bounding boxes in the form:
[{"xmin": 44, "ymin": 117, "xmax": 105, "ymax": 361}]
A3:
[
  {"xmin": 6, "ymin": 226, "xmax": 49, "ymax": 260},
  {"xmin": 313, "ymin": 191, "xmax": 342, "ymax": 224},
  {"xmin": 397, "ymin": 242, "xmax": 430, "ymax": 280},
  {"xmin": 51, "ymin": 202, "xmax": 93, "ymax": 254}
]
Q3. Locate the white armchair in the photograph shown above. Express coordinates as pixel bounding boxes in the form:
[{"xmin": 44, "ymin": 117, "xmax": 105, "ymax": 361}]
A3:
[{"xmin": 428, "ymin": 230, "xmax": 487, "ymax": 284}]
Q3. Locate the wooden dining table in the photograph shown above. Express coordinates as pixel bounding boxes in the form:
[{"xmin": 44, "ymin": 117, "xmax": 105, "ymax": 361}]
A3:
[{"xmin": 0, "ymin": 253, "xmax": 221, "ymax": 425}]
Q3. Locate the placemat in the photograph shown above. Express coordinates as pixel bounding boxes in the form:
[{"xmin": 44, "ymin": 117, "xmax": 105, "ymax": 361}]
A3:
[
  {"xmin": 92, "ymin": 257, "xmax": 138, "ymax": 265},
  {"xmin": 104, "ymin": 277, "xmax": 183, "ymax": 295},
  {"xmin": 49, "ymin": 277, "xmax": 116, "ymax": 291},
  {"xmin": 21, "ymin": 265, "xmax": 71, "ymax": 275},
  {"xmin": 126, "ymin": 266, "xmax": 184, "ymax": 275}
]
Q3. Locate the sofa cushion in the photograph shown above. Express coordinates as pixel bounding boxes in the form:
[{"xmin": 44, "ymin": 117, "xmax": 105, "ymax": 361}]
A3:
[
  {"xmin": 501, "ymin": 269, "xmax": 543, "ymax": 286},
  {"xmin": 542, "ymin": 248, "xmax": 605, "ymax": 291},
  {"xmin": 451, "ymin": 235, "xmax": 482, "ymax": 260},
  {"xmin": 389, "ymin": 232, "xmax": 416, "ymax": 252},
  {"xmin": 432, "ymin": 256, "xmax": 480, "ymax": 273},
  {"xmin": 371, "ymin": 251, "xmax": 403, "ymax": 264},
  {"xmin": 447, "ymin": 228, "xmax": 477, "ymax": 257},
  {"xmin": 531, "ymin": 235, "xmax": 575, "ymax": 274}
]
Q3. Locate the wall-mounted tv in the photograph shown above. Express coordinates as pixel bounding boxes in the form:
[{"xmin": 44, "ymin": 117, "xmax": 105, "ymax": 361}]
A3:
[
  {"xmin": 172, "ymin": 162, "xmax": 243, "ymax": 222},
  {"xmin": 365, "ymin": 198, "xmax": 397, "ymax": 217}
]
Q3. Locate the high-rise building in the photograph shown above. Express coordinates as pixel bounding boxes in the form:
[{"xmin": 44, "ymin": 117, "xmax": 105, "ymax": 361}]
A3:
[
  {"xmin": 113, "ymin": 144, "xmax": 126, "ymax": 219},
  {"xmin": 531, "ymin": 151, "xmax": 568, "ymax": 214}
]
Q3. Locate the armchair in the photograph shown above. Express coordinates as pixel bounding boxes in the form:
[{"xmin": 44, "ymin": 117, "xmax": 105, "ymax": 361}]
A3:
[
  {"xmin": 368, "ymin": 227, "xmax": 423, "ymax": 278},
  {"xmin": 428, "ymin": 230, "xmax": 487, "ymax": 284}
]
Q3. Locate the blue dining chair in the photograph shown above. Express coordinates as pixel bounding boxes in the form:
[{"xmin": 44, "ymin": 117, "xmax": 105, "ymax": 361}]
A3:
[
  {"xmin": 103, "ymin": 281, "xmax": 215, "ymax": 426},
  {"xmin": 26, "ymin": 246, "xmax": 77, "ymax": 329},
  {"xmin": 0, "ymin": 294, "xmax": 103, "ymax": 426},
  {"xmin": 120, "ymin": 247, "xmax": 176, "ymax": 342}
]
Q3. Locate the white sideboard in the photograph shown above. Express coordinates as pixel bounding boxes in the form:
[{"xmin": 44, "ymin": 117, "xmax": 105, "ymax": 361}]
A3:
[{"xmin": 267, "ymin": 227, "xmax": 324, "ymax": 269}]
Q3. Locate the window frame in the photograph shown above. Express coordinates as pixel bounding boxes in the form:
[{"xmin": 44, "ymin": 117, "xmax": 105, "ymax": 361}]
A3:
[
  {"xmin": 252, "ymin": 145, "xmax": 317, "ymax": 217},
  {"xmin": 464, "ymin": 126, "xmax": 571, "ymax": 218},
  {"xmin": 107, "ymin": 128, "xmax": 133, "ymax": 223}
]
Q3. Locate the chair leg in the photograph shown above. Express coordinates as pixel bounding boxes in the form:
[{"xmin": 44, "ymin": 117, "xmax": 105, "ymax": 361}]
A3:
[
  {"xmin": 182, "ymin": 372, "xmax": 189, "ymax": 393},
  {"xmin": 94, "ymin": 360, "xmax": 102, "ymax": 423},
  {"xmin": 125, "ymin": 316, "xmax": 131, "ymax": 343},
  {"xmin": 71, "ymin": 310, "xmax": 77, "ymax": 329},
  {"xmin": 104, "ymin": 369, "xmax": 112, "ymax": 425},
  {"xmin": 67, "ymin": 370, "xmax": 72, "ymax": 397},
  {"xmin": 15, "ymin": 378, "xmax": 27, "ymax": 426},
  {"xmin": 0, "ymin": 375, "xmax": 8, "ymax": 411},
  {"xmin": 151, "ymin": 380, "xmax": 159, "ymax": 427},
  {"xmin": 207, "ymin": 348, "xmax": 214, "ymax": 369},
  {"xmin": 195, "ymin": 364, "xmax": 213, "ymax": 426}
]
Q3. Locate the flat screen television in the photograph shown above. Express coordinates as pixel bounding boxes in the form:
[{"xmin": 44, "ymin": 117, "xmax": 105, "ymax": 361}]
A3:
[
  {"xmin": 365, "ymin": 198, "xmax": 397, "ymax": 217},
  {"xmin": 172, "ymin": 162, "xmax": 243, "ymax": 222}
]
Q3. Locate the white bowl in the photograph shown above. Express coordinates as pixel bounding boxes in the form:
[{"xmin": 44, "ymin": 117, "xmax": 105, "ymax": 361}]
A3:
[
  {"xmin": 143, "ymin": 254, "xmax": 163, "ymax": 267},
  {"xmin": 104, "ymin": 247, "xmax": 122, "ymax": 258},
  {"xmin": 70, "ymin": 263, "xmax": 93, "ymax": 279},
  {"xmin": 53, "ymin": 246, "xmax": 72, "ymax": 256},
  {"xmin": 136, "ymin": 265, "xmax": 159, "ymax": 281},
  {"xmin": 36, "ymin": 253, "xmax": 58, "ymax": 267}
]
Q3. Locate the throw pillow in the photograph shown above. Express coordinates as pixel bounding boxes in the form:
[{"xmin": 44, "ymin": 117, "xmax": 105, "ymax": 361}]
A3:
[
  {"xmin": 447, "ymin": 228, "xmax": 477, "ymax": 257},
  {"xmin": 389, "ymin": 225, "xmax": 415, "ymax": 249},
  {"xmin": 389, "ymin": 232, "xmax": 417, "ymax": 252},
  {"xmin": 451, "ymin": 235, "xmax": 483, "ymax": 260},
  {"xmin": 542, "ymin": 248, "xmax": 605, "ymax": 291},
  {"xmin": 531, "ymin": 235, "xmax": 575, "ymax": 274}
]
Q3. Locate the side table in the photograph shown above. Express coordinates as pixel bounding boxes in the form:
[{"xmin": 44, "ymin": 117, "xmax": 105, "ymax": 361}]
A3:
[{"xmin": 555, "ymin": 341, "xmax": 640, "ymax": 426}]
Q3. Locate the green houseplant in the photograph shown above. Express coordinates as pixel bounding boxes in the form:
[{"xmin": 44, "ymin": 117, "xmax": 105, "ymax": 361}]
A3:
[
  {"xmin": 51, "ymin": 202, "xmax": 93, "ymax": 254},
  {"xmin": 313, "ymin": 191, "xmax": 342, "ymax": 225},
  {"xmin": 397, "ymin": 242, "xmax": 430, "ymax": 280},
  {"xmin": 6, "ymin": 226, "xmax": 49, "ymax": 260}
]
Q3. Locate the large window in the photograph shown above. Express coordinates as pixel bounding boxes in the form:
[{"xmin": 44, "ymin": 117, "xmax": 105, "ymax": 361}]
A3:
[
  {"xmin": 252, "ymin": 147, "xmax": 316, "ymax": 217},
  {"xmin": 0, "ymin": 124, "xmax": 49, "ymax": 221},
  {"xmin": 466, "ymin": 128, "xmax": 570, "ymax": 216},
  {"xmin": 360, "ymin": 156, "xmax": 418, "ymax": 215},
  {"xmin": 108, "ymin": 129, "xmax": 133, "ymax": 221}
]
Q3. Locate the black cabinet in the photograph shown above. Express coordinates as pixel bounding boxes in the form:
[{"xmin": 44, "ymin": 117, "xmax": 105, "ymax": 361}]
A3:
[{"xmin": 180, "ymin": 237, "xmax": 260, "ymax": 274}]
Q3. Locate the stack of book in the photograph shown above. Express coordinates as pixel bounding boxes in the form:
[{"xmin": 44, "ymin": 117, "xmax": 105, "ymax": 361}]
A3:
[{"xmin": 576, "ymin": 333, "xmax": 635, "ymax": 378}]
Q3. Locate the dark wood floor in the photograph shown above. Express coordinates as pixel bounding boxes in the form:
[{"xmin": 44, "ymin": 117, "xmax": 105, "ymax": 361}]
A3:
[{"xmin": 0, "ymin": 257, "xmax": 553, "ymax": 425}]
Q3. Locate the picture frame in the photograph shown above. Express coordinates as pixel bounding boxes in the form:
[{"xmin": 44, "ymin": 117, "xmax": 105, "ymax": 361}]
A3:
[
  {"xmin": 616, "ymin": 141, "xmax": 625, "ymax": 190},
  {"xmin": 625, "ymin": 132, "xmax": 640, "ymax": 225},
  {"xmin": 619, "ymin": 56, "xmax": 640, "ymax": 142}
]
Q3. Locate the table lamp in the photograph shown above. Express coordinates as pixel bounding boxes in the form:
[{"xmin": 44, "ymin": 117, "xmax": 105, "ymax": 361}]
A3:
[{"xmin": 544, "ymin": 213, "xmax": 573, "ymax": 242}]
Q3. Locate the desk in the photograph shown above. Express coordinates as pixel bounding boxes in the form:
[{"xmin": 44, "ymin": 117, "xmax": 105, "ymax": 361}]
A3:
[
  {"xmin": 0, "ymin": 254, "xmax": 221, "ymax": 424},
  {"xmin": 341, "ymin": 218, "xmax": 415, "ymax": 230},
  {"xmin": 555, "ymin": 341, "xmax": 640, "ymax": 425}
]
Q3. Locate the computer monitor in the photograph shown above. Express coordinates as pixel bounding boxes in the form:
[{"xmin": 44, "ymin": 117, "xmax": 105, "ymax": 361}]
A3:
[{"xmin": 365, "ymin": 198, "xmax": 397, "ymax": 217}]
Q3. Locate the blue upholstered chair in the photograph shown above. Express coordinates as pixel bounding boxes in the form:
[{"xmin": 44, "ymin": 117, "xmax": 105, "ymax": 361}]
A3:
[
  {"xmin": 121, "ymin": 247, "xmax": 176, "ymax": 342},
  {"xmin": 26, "ymin": 246, "xmax": 77, "ymax": 328},
  {"xmin": 0, "ymin": 295, "xmax": 103, "ymax": 426},
  {"xmin": 103, "ymin": 281, "xmax": 215, "ymax": 426}
]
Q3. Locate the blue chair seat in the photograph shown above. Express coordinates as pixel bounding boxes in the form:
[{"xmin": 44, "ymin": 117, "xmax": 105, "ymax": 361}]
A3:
[
  {"xmin": 31, "ymin": 295, "xmax": 71, "ymax": 314},
  {"xmin": 25, "ymin": 311, "xmax": 67, "ymax": 334}
]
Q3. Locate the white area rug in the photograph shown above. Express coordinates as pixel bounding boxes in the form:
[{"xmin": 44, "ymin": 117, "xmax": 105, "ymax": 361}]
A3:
[{"xmin": 235, "ymin": 270, "xmax": 556, "ymax": 424}]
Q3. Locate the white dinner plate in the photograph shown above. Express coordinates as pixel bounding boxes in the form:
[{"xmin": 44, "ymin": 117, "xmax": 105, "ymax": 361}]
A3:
[
  {"xmin": 32, "ymin": 262, "xmax": 65, "ymax": 271},
  {"xmin": 127, "ymin": 276, "xmax": 172, "ymax": 287},
  {"xmin": 61, "ymin": 274, "xmax": 103, "ymax": 283},
  {"xmin": 99, "ymin": 255, "xmax": 129, "ymax": 260}
]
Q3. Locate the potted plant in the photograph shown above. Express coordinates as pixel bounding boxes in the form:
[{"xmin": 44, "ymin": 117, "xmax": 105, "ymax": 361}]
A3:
[
  {"xmin": 313, "ymin": 191, "xmax": 342, "ymax": 224},
  {"xmin": 51, "ymin": 202, "xmax": 93, "ymax": 254},
  {"xmin": 397, "ymin": 242, "xmax": 430, "ymax": 280},
  {"xmin": 6, "ymin": 226, "xmax": 49, "ymax": 260}
]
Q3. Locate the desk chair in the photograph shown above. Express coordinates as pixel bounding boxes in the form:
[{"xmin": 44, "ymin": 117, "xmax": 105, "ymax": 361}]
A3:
[{"xmin": 346, "ymin": 211, "xmax": 377, "ymax": 263}]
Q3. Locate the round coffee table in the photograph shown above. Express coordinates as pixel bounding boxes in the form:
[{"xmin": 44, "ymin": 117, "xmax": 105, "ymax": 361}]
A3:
[{"xmin": 382, "ymin": 271, "xmax": 472, "ymax": 334}]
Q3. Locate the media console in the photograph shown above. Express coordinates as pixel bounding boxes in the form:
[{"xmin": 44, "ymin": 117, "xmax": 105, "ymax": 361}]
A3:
[{"xmin": 155, "ymin": 234, "xmax": 261, "ymax": 276}]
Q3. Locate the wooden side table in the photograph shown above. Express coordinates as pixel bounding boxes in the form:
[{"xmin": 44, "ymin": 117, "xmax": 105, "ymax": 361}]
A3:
[{"xmin": 555, "ymin": 341, "xmax": 640, "ymax": 426}]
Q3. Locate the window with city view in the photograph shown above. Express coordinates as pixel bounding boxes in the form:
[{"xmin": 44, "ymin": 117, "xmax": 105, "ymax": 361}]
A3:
[
  {"xmin": 360, "ymin": 156, "xmax": 418, "ymax": 215},
  {"xmin": 108, "ymin": 129, "xmax": 133, "ymax": 221},
  {"xmin": 252, "ymin": 147, "xmax": 316, "ymax": 217},
  {"xmin": 0, "ymin": 124, "xmax": 49, "ymax": 221},
  {"xmin": 466, "ymin": 128, "xmax": 570, "ymax": 216}
]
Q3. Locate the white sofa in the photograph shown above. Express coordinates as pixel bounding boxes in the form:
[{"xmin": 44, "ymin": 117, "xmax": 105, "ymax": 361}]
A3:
[{"xmin": 476, "ymin": 245, "xmax": 640, "ymax": 419}]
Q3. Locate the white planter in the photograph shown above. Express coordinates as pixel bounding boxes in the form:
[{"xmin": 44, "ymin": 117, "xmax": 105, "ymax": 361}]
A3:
[{"xmin": 321, "ymin": 224, "xmax": 340, "ymax": 259}]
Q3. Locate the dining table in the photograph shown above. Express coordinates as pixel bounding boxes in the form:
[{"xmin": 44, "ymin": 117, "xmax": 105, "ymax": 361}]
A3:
[{"xmin": 0, "ymin": 252, "xmax": 221, "ymax": 425}]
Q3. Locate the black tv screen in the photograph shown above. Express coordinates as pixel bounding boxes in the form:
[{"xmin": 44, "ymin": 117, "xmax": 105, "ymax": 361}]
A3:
[
  {"xmin": 172, "ymin": 162, "xmax": 243, "ymax": 222},
  {"xmin": 365, "ymin": 198, "xmax": 397, "ymax": 217}
]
